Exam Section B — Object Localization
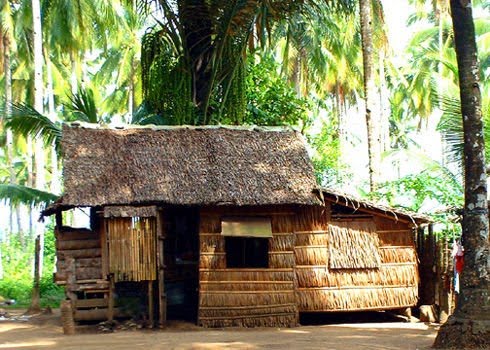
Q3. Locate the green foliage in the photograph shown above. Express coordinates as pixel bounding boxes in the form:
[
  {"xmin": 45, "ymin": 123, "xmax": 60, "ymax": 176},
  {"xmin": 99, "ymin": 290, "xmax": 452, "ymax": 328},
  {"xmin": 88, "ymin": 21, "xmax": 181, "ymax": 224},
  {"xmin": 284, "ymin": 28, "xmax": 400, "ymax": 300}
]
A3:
[
  {"xmin": 138, "ymin": 28, "xmax": 194, "ymax": 125},
  {"xmin": 366, "ymin": 165, "xmax": 463, "ymax": 239},
  {"xmin": 0, "ymin": 184, "xmax": 58, "ymax": 207},
  {"xmin": 308, "ymin": 117, "xmax": 346, "ymax": 187},
  {"xmin": 66, "ymin": 87, "xmax": 100, "ymax": 123},
  {"xmin": 243, "ymin": 55, "xmax": 310, "ymax": 126},
  {"xmin": 0, "ymin": 225, "xmax": 64, "ymax": 308}
]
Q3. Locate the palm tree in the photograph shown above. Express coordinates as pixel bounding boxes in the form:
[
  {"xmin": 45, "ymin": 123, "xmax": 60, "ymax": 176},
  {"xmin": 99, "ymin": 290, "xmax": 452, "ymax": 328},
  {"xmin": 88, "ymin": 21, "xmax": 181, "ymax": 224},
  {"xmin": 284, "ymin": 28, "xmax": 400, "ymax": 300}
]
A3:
[
  {"xmin": 359, "ymin": 0, "xmax": 381, "ymax": 191},
  {"xmin": 434, "ymin": 0, "xmax": 490, "ymax": 348}
]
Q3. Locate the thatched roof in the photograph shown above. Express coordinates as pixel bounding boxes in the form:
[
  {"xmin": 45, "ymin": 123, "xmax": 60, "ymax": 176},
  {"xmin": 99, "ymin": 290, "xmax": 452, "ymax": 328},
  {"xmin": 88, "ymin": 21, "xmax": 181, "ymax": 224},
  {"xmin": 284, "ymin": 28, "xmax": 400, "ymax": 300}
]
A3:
[
  {"xmin": 53, "ymin": 123, "xmax": 319, "ymax": 209},
  {"xmin": 317, "ymin": 188, "xmax": 432, "ymax": 225}
]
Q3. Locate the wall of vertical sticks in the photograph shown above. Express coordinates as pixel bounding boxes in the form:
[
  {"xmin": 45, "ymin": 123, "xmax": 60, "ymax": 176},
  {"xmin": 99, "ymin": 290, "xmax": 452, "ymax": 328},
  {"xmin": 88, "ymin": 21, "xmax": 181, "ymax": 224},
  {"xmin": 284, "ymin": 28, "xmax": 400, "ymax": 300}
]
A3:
[{"xmin": 106, "ymin": 217, "xmax": 157, "ymax": 282}]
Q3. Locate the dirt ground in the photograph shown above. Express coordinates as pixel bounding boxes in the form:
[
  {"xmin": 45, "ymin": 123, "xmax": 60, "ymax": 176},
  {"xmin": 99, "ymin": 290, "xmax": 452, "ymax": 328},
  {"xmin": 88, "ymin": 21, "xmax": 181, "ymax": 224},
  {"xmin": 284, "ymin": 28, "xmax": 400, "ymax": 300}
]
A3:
[{"xmin": 0, "ymin": 309, "xmax": 438, "ymax": 350}]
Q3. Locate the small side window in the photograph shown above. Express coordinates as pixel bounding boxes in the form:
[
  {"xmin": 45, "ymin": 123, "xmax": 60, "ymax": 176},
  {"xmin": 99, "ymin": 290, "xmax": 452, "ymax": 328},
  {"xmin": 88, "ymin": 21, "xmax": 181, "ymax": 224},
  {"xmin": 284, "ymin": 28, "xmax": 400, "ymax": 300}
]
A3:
[
  {"xmin": 221, "ymin": 217, "xmax": 271, "ymax": 268},
  {"xmin": 225, "ymin": 237, "xmax": 269, "ymax": 268}
]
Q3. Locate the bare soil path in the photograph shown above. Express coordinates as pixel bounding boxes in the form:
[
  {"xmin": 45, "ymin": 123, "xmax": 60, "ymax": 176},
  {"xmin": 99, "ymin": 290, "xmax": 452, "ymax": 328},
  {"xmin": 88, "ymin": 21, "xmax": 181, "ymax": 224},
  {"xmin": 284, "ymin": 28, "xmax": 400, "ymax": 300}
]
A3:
[{"xmin": 0, "ymin": 310, "xmax": 438, "ymax": 350}]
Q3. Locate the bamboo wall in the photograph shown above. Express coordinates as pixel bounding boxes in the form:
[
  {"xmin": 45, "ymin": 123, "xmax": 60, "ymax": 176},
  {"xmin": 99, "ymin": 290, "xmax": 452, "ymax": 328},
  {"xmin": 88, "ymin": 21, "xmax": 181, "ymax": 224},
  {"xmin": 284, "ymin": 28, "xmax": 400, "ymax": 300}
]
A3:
[
  {"xmin": 198, "ymin": 206, "xmax": 298, "ymax": 328},
  {"xmin": 295, "ymin": 205, "xmax": 419, "ymax": 312},
  {"xmin": 107, "ymin": 217, "xmax": 157, "ymax": 282},
  {"xmin": 55, "ymin": 226, "xmax": 103, "ymax": 283}
]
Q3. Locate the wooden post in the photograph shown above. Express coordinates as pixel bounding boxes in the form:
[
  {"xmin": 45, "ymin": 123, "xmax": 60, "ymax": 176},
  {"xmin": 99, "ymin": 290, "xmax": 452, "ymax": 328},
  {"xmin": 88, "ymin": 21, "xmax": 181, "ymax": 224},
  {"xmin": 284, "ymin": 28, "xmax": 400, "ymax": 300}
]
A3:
[
  {"xmin": 148, "ymin": 280, "xmax": 154, "ymax": 328},
  {"xmin": 108, "ymin": 273, "xmax": 115, "ymax": 322},
  {"xmin": 60, "ymin": 300, "xmax": 76, "ymax": 335},
  {"xmin": 156, "ymin": 211, "xmax": 166, "ymax": 327},
  {"xmin": 66, "ymin": 256, "xmax": 77, "ymax": 302}
]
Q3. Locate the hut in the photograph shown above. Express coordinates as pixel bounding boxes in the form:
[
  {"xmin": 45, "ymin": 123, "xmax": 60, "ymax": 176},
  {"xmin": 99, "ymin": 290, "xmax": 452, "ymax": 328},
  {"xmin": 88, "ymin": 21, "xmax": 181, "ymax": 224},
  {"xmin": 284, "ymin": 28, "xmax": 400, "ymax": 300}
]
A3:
[{"xmin": 42, "ymin": 123, "xmax": 430, "ymax": 329}]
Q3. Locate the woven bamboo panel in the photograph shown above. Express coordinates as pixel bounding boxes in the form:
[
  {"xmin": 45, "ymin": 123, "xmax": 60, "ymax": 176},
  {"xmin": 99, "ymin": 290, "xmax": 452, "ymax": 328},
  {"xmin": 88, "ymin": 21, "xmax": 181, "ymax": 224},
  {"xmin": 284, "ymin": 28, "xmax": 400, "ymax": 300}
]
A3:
[{"xmin": 107, "ymin": 217, "xmax": 157, "ymax": 282}]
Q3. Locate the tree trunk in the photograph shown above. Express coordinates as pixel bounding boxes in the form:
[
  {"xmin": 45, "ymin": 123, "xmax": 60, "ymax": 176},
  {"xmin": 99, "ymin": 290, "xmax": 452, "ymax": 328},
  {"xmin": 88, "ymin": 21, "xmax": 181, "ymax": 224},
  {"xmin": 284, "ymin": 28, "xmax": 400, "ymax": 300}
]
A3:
[
  {"xmin": 434, "ymin": 1, "xmax": 490, "ymax": 348},
  {"xmin": 28, "ymin": 235, "xmax": 41, "ymax": 313},
  {"xmin": 31, "ymin": 0, "xmax": 45, "ymax": 276},
  {"xmin": 359, "ymin": 0, "xmax": 381, "ymax": 191},
  {"xmin": 178, "ymin": 0, "xmax": 213, "ymax": 123}
]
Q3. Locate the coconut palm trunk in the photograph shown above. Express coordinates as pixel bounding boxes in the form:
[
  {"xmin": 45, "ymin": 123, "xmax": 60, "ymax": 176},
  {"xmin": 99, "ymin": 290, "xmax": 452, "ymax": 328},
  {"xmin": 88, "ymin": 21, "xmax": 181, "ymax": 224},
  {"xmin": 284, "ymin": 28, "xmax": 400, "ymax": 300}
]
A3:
[
  {"xmin": 30, "ymin": 0, "xmax": 44, "ymax": 312},
  {"xmin": 433, "ymin": 0, "xmax": 490, "ymax": 348},
  {"xmin": 359, "ymin": 0, "xmax": 381, "ymax": 191}
]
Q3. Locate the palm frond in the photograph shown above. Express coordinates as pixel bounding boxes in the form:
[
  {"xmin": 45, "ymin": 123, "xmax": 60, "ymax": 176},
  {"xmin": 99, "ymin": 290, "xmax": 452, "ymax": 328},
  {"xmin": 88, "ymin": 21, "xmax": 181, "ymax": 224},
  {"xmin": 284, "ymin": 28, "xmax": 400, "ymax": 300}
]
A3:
[
  {"xmin": 2, "ymin": 103, "xmax": 62, "ymax": 151},
  {"xmin": 66, "ymin": 87, "xmax": 99, "ymax": 123},
  {"xmin": 0, "ymin": 184, "xmax": 58, "ymax": 208}
]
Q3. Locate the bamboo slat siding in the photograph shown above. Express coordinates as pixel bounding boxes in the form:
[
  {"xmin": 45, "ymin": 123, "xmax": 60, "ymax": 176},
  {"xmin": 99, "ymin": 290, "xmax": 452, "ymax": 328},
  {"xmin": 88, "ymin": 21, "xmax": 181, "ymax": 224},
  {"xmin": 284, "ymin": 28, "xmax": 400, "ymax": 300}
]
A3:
[
  {"xmin": 198, "ymin": 206, "xmax": 298, "ymax": 328},
  {"xmin": 294, "ymin": 207, "xmax": 419, "ymax": 312},
  {"xmin": 107, "ymin": 217, "xmax": 157, "ymax": 282}
]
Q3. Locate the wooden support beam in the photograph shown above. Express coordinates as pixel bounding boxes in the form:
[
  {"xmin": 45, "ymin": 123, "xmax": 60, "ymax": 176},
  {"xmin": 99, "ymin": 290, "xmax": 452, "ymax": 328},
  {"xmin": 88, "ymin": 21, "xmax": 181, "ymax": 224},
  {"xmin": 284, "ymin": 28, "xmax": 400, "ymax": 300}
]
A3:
[
  {"xmin": 108, "ymin": 274, "xmax": 115, "ymax": 322},
  {"xmin": 148, "ymin": 280, "xmax": 154, "ymax": 328},
  {"xmin": 156, "ymin": 210, "xmax": 166, "ymax": 328}
]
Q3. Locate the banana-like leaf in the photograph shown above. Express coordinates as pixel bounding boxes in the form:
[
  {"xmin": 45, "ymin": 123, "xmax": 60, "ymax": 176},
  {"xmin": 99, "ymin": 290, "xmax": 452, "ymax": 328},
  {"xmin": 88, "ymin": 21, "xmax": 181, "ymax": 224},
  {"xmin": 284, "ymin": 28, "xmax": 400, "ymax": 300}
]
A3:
[{"xmin": 0, "ymin": 184, "xmax": 58, "ymax": 207}]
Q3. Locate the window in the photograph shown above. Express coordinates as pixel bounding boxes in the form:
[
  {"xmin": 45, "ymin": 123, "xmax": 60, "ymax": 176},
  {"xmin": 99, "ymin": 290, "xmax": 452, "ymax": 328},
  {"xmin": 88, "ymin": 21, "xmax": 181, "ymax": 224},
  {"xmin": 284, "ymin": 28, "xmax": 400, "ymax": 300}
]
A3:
[
  {"xmin": 221, "ymin": 217, "xmax": 271, "ymax": 268},
  {"xmin": 225, "ymin": 237, "xmax": 269, "ymax": 268}
]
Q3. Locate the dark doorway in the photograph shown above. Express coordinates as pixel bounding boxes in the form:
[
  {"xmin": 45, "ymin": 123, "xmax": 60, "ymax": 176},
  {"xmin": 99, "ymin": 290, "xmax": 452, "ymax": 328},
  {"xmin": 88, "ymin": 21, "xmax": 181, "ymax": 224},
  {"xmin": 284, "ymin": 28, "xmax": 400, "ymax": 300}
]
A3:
[{"xmin": 163, "ymin": 207, "xmax": 200, "ymax": 321}]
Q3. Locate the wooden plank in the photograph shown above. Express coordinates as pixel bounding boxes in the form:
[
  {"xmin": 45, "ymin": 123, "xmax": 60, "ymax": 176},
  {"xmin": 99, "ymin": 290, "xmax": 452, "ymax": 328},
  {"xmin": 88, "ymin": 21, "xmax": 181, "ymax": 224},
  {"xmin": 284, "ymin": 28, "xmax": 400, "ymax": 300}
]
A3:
[
  {"xmin": 59, "ymin": 248, "xmax": 101, "ymax": 259},
  {"xmin": 74, "ymin": 298, "xmax": 109, "ymax": 309},
  {"xmin": 56, "ymin": 239, "xmax": 100, "ymax": 250}
]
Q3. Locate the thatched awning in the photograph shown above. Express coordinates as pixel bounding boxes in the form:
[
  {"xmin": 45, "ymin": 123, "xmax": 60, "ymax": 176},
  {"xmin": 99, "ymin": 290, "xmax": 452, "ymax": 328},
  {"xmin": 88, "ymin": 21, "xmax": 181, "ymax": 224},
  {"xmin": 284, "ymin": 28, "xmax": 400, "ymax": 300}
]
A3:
[
  {"xmin": 49, "ymin": 123, "xmax": 319, "ymax": 211},
  {"xmin": 318, "ymin": 188, "xmax": 432, "ymax": 225}
]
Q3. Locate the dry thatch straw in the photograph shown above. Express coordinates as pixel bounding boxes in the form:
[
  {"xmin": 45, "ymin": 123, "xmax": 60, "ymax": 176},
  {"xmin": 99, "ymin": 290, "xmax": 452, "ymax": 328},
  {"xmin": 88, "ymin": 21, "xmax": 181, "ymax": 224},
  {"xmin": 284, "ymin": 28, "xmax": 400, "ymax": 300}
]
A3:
[
  {"xmin": 328, "ymin": 221, "xmax": 381, "ymax": 269},
  {"xmin": 200, "ymin": 313, "xmax": 297, "ymax": 328},
  {"xmin": 269, "ymin": 252, "xmax": 295, "ymax": 268},
  {"xmin": 200, "ymin": 290, "xmax": 296, "ymax": 307},
  {"xmin": 199, "ymin": 269, "xmax": 295, "ymax": 282},
  {"xmin": 55, "ymin": 124, "xmax": 319, "ymax": 209},
  {"xmin": 295, "ymin": 246, "xmax": 328, "ymax": 265},
  {"xmin": 295, "ymin": 231, "xmax": 329, "ymax": 246},
  {"xmin": 296, "ymin": 286, "xmax": 418, "ymax": 312},
  {"xmin": 377, "ymin": 230, "xmax": 413, "ymax": 246},
  {"xmin": 296, "ymin": 264, "xmax": 418, "ymax": 288},
  {"xmin": 270, "ymin": 234, "xmax": 295, "ymax": 251},
  {"xmin": 380, "ymin": 246, "xmax": 417, "ymax": 264},
  {"xmin": 200, "ymin": 281, "xmax": 294, "ymax": 292},
  {"xmin": 200, "ymin": 234, "xmax": 224, "ymax": 253},
  {"xmin": 199, "ymin": 253, "xmax": 226, "ymax": 269}
]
